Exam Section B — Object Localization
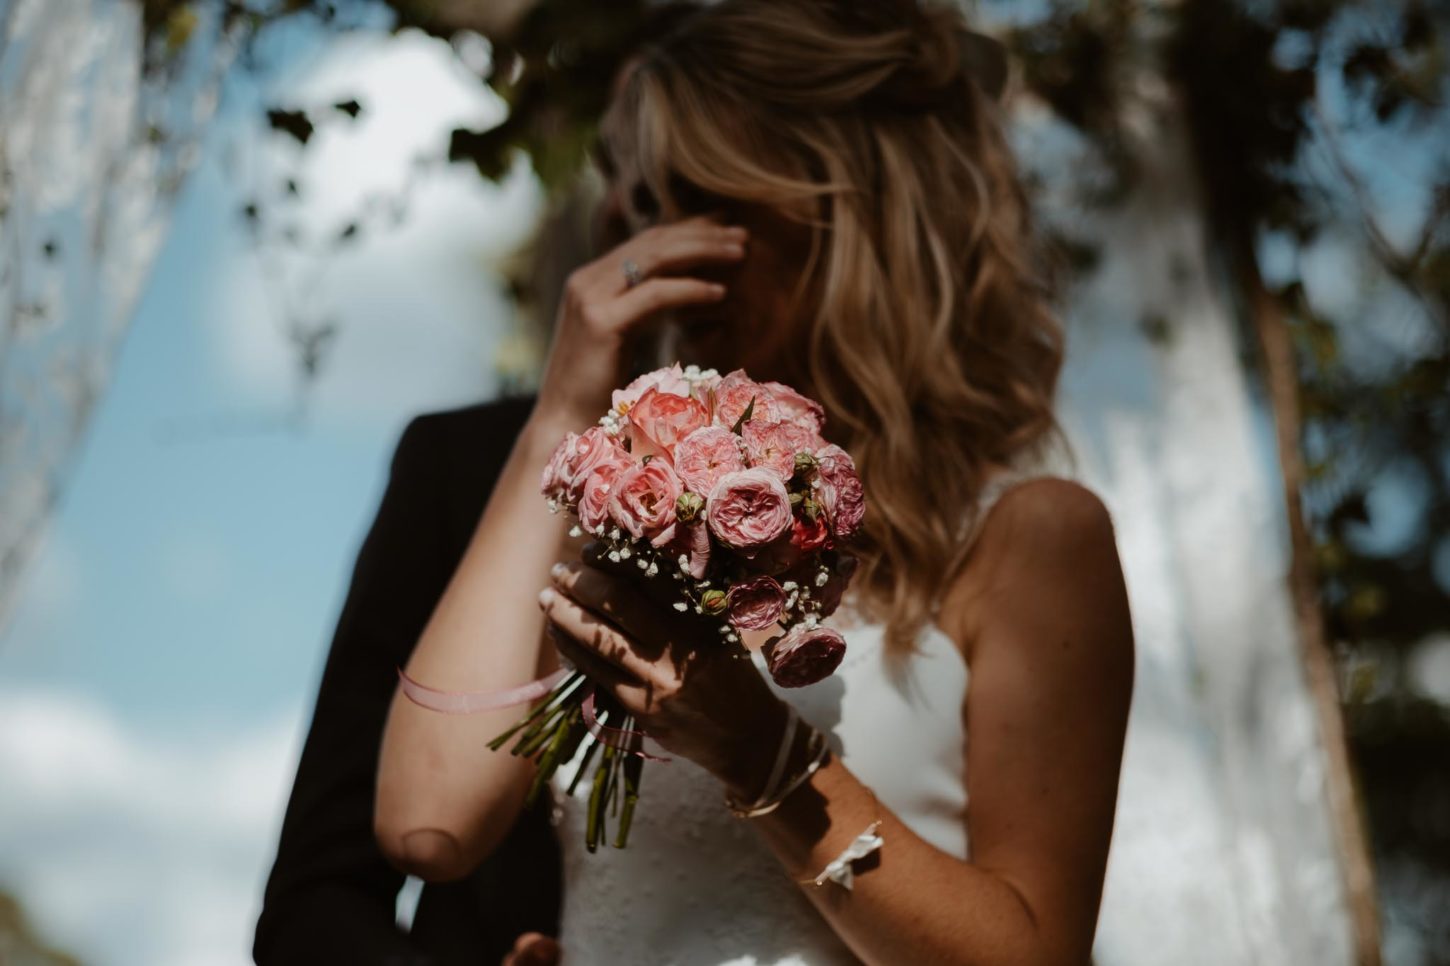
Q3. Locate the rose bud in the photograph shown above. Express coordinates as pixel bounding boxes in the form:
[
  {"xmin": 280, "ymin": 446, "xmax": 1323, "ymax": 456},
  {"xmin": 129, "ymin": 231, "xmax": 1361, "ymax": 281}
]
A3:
[
  {"xmin": 675, "ymin": 490, "xmax": 705, "ymax": 524},
  {"xmin": 700, "ymin": 588, "xmax": 729, "ymax": 616},
  {"xmin": 726, "ymin": 575, "xmax": 786, "ymax": 631},
  {"xmin": 764, "ymin": 624, "xmax": 848, "ymax": 688}
]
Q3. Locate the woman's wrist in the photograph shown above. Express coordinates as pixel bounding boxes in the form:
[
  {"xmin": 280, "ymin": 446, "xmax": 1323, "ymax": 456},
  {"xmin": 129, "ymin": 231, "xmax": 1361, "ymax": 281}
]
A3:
[{"xmin": 719, "ymin": 698, "xmax": 809, "ymax": 803}]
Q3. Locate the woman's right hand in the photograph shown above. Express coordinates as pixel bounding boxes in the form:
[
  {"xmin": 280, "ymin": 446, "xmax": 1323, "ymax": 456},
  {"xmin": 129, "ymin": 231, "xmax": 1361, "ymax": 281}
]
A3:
[{"xmin": 533, "ymin": 214, "xmax": 747, "ymax": 431}]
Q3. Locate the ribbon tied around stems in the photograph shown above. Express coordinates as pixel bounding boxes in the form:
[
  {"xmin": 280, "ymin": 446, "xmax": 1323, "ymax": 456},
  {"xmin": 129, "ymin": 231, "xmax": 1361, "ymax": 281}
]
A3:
[{"xmin": 395, "ymin": 665, "xmax": 670, "ymax": 761}]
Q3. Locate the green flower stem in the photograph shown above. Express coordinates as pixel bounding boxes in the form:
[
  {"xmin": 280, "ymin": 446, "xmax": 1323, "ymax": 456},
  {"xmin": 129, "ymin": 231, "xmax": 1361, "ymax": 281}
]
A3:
[
  {"xmin": 586, "ymin": 742, "xmax": 617, "ymax": 853},
  {"xmin": 487, "ymin": 671, "xmax": 585, "ymax": 752},
  {"xmin": 614, "ymin": 737, "xmax": 645, "ymax": 849},
  {"xmin": 525, "ymin": 704, "xmax": 581, "ymax": 807},
  {"xmin": 513, "ymin": 697, "xmax": 575, "ymax": 758}
]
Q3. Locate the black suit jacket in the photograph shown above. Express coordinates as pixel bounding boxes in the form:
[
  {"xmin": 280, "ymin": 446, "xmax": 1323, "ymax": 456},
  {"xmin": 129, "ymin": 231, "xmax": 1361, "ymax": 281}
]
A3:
[{"xmin": 253, "ymin": 394, "xmax": 563, "ymax": 965}]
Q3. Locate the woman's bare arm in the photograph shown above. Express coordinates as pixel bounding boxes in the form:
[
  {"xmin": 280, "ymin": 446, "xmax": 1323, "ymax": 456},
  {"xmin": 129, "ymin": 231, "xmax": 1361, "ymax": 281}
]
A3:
[
  {"xmin": 746, "ymin": 479, "xmax": 1135, "ymax": 965},
  {"xmin": 374, "ymin": 215, "xmax": 749, "ymax": 881},
  {"xmin": 374, "ymin": 408, "xmax": 581, "ymax": 881}
]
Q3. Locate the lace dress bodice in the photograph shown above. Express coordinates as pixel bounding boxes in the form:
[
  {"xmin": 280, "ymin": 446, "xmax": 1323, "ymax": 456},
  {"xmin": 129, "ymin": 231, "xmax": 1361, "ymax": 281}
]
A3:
[{"xmin": 548, "ymin": 608, "xmax": 970, "ymax": 966}]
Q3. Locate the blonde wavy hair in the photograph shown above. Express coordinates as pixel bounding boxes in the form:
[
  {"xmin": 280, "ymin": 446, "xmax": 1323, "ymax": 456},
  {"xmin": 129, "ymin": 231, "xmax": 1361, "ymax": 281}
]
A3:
[{"xmin": 607, "ymin": 0, "xmax": 1065, "ymax": 656}]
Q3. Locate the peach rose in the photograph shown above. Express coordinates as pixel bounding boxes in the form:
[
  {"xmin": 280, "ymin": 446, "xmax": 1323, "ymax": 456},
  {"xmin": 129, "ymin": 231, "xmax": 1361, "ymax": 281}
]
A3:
[
  {"xmin": 578, "ymin": 461, "xmax": 628, "ymax": 535},
  {"xmin": 539, "ymin": 431, "xmax": 578, "ymax": 502},
  {"xmin": 608, "ymin": 458, "xmax": 684, "ymax": 541},
  {"xmin": 705, "ymin": 467, "xmax": 793, "ymax": 550},
  {"xmin": 628, "ymin": 387, "xmax": 709, "ymax": 462},
  {"xmin": 612, "ymin": 362, "xmax": 693, "ymax": 415},
  {"xmin": 742, "ymin": 418, "xmax": 822, "ymax": 481},
  {"xmin": 712, "ymin": 369, "xmax": 779, "ymax": 430},
  {"xmin": 540, "ymin": 427, "xmax": 629, "ymax": 506},
  {"xmin": 726, "ymin": 575, "xmax": 786, "ymax": 631},
  {"xmin": 764, "ymin": 624, "xmax": 847, "ymax": 688},
  {"xmin": 674, "ymin": 426, "xmax": 746, "ymax": 495},
  {"xmin": 761, "ymin": 379, "xmax": 826, "ymax": 434}
]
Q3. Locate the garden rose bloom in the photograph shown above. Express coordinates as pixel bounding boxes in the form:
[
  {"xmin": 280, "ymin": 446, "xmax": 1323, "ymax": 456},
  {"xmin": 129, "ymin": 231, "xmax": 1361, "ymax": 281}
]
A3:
[
  {"xmin": 540, "ymin": 428, "xmax": 629, "ymax": 506},
  {"xmin": 674, "ymin": 426, "xmax": 746, "ymax": 495},
  {"xmin": 578, "ymin": 462, "xmax": 627, "ymax": 535},
  {"xmin": 612, "ymin": 362, "xmax": 692, "ymax": 415},
  {"xmin": 628, "ymin": 387, "xmax": 710, "ymax": 462},
  {"xmin": 742, "ymin": 419, "xmax": 821, "ymax": 480},
  {"xmin": 726, "ymin": 575, "xmax": 786, "ymax": 631},
  {"xmin": 761, "ymin": 380, "xmax": 826, "ymax": 434},
  {"xmin": 608, "ymin": 459, "xmax": 684, "ymax": 541},
  {"xmin": 705, "ymin": 467, "xmax": 793, "ymax": 549},
  {"xmin": 764, "ymin": 624, "xmax": 847, "ymax": 688},
  {"xmin": 816, "ymin": 448, "xmax": 865, "ymax": 539},
  {"xmin": 713, "ymin": 369, "xmax": 779, "ymax": 429},
  {"xmin": 539, "ymin": 431, "xmax": 578, "ymax": 502}
]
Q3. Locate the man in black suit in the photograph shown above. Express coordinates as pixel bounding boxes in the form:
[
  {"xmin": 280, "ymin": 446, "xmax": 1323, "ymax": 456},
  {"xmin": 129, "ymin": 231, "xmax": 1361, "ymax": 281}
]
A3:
[
  {"xmin": 252, "ymin": 394, "xmax": 563, "ymax": 965},
  {"xmin": 253, "ymin": 10, "xmax": 705, "ymax": 961}
]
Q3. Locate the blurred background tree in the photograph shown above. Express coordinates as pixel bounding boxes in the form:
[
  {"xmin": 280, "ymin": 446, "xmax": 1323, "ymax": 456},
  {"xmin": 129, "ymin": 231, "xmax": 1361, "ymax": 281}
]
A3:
[{"xmin": 2, "ymin": 0, "xmax": 1445, "ymax": 961}]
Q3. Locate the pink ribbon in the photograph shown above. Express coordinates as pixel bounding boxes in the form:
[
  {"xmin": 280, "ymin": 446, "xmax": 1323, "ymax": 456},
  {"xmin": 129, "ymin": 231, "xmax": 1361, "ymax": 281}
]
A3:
[
  {"xmin": 395, "ymin": 665, "xmax": 671, "ymax": 762},
  {"xmin": 396, "ymin": 666, "xmax": 571, "ymax": 714},
  {"xmin": 582, "ymin": 689, "xmax": 671, "ymax": 762}
]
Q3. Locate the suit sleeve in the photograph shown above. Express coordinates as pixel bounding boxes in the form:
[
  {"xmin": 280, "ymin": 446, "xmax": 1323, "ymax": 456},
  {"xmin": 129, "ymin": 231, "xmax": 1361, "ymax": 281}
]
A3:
[{"xmin": 252, "ymin": 413, "xmax": 461, "ymax": 966}]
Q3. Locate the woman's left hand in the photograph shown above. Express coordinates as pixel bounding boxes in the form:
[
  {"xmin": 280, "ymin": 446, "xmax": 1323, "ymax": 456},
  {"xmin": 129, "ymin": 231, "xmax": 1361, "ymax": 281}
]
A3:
[{"xmin": 538, "ymin": 550, "xmax": 787, "ymax": 800}]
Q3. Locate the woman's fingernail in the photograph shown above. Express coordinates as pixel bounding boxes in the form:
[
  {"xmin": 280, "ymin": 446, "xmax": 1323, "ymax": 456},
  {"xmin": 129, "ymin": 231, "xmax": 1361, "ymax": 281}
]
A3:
[
  {"xmin": 538, "ymin": 587, "xmax": 556, "ymax": 608},
  {"xmin": 550, "ymin": 562, "xmax": 568, "ymax": 580}
]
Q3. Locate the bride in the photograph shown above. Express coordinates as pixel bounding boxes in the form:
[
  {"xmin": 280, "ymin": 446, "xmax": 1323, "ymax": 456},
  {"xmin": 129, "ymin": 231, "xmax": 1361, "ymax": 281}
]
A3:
[{"xmin": 377, "ymin": 1, "xmax": 1134, "ymax": 963}]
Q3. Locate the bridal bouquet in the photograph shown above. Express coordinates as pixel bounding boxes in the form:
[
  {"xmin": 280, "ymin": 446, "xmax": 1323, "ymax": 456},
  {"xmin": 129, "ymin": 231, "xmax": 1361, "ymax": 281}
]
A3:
[{"xmin": 501, "ymin": 362, "xmax": 864, "ymax": 850}]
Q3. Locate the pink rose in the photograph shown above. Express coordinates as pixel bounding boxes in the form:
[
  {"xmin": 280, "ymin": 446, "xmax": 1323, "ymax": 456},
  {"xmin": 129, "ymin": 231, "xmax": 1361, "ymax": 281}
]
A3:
[
  {"xmin": 761, "ymin": 380, "xmax": 826, "ymax": 435},
  {"xmin": 540, "ymin": 427, "xmax": 629, "ymax": 506},
  {"xmin": 578, "ymin": 462, "xmax": 627, "ymax": 535},
  {"xmin": 628, "ymin": 387, "xmax": 709, "ymax": 462},
  {"xmin": 612, "ymin": 362, "xmax": 693, "ymax": 415},
  {"xmin": 705, "ymin": 468, "xmax": 793, "ymax": 550},
  {"xmin": 816, "ymin": 447, "xmax": 865, "ymax": 539},
  {"xmin": 742, "ymin": 419, "xmax": 821, "ymax": 481},
  {"xmin": 674, "ymin": 426, "xmax": 746, "ymax": 495},
  {"xmin": 712, "ymin": 369, "xmax": 779, "ymax": 430},
  {"xmin": 726, "ymin": 575, "xmax": 786, "ymax": 631},
  {"xmin": 764, "ymin": 624, "xmax": 847, "ymax": 688},
  {"xmin": 608, "ymin": 459, "xmax": 684, "ymax": 541},
  {"xmin": 539, "ymin": 431, "xmax": 578, "ymax": 502}
]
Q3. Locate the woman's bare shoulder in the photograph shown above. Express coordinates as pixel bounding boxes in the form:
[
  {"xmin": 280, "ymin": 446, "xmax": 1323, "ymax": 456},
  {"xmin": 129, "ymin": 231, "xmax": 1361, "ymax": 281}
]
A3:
[{"xmin": 940, "ymin": 477, "xmax": 1127, "ymax": 666}]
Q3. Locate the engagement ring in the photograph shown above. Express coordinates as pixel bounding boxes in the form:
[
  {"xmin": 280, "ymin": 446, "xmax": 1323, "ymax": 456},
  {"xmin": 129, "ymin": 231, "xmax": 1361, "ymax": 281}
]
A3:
[{"xmin": 622, "ymin": 258, "xmax": 644, "ymax": 289}]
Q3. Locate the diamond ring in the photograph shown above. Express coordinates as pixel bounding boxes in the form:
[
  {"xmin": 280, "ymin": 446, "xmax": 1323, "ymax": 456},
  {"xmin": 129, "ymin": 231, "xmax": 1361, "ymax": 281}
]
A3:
[{"xmin": 621, "ymin": 258, "xmax": 644, "ymax": 289}]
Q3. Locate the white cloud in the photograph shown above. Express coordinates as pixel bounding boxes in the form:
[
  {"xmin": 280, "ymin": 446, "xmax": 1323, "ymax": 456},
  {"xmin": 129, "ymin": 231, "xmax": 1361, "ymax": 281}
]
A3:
[
  {"xmin": 0, "ymin": 688, "xmax": 304, "ymax": 965},
  {"xmin": 209, "ymin": 28, "xmax": 545, "ymax": 431}
]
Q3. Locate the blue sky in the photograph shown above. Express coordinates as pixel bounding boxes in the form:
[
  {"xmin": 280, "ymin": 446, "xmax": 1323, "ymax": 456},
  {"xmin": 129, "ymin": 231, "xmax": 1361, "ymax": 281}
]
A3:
[{"xmin": 0, "ymin": 21, "xmax": 540, "ymax": 963}]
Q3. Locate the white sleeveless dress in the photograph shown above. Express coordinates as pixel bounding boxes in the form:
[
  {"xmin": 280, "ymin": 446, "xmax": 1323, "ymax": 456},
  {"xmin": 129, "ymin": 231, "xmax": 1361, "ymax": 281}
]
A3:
[{"xmin": 548, "ymin": 472, "xmax": 1041, "ymax": 965}]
